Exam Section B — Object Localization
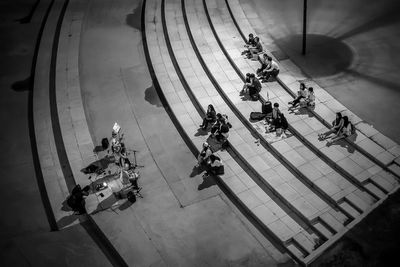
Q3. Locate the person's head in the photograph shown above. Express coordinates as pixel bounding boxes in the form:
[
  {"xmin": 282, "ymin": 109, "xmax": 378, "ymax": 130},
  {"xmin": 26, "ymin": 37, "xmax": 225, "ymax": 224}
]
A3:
[
  {"xmin": 300, "ymin": 82, "xmax": 306, "ymax": 90},
  {"xmin": 249, "ymin": 73, "xmax": 255, "ymax": 80},
  {"xmin": 202, "ymin": 142, "xmax": 209, "ymax": 149},
  {"xmin": 124, "ymin": 162, "xmax": 130, "ymax": 170},
  {"xmin": 208, "ymin": 104, "xmax": 214, "ymax": 112},
  {"xmin": 273, "ymin": 102, "xmax": 279, "ymax": 109},
  {"xmin": 112, "ymin": 132, "xmax": 117, "ymax": 137},
  {"xmin": 308, "ymin": 87, "xmax": 314, "ymax": 93},
  {"xmin": 216, "ymin": 113, "xmax": 222, "ymax": 120},
  {"xmin": 336, "ymin": 112, "xmax": 342, "ymax": 120},
  {"xmin": 254, "ymin": 37, "xmax": 259, "ymax": 42},
  {"xmin": 267, "ymin": 56, "xmax": 272, "ymax": 62},
  {"xmin": 248, "ymin": 33, "xmax": 254, "ymax": 39},
  {"xmin": 263, "ymin": 53, "xmax": 268, "ymax": 59},
  {"xmin": 343, "ymin": 116, "xmax": 349, "ymax": 126}
]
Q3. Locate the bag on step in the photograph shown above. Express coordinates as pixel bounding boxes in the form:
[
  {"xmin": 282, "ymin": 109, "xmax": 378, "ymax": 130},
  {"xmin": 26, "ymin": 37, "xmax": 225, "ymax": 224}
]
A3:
[
  {"xmin": 250, "ymin": 112, "xmax": 266, "ymax": 121},
  {"xmin": 262, "ymin": 101, "xmax": 272, "ymax": 114}
]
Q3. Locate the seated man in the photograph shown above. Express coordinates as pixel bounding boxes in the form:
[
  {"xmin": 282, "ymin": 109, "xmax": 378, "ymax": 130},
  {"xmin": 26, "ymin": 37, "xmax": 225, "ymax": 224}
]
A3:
[
  {"xmin": 67, "ymin": 184, "xmax": 90, "ymax": 214},
  {"xmin": 260, "ymin": 57, "xmax": 279, "ymax": 82},
  {"xmin": 305, "ymin": 87, "xmax": 315, "ymax": 107},
  {"xmin": 257, "ymin": 54, "xmax": 271, "ymax": 76},
  {"xmin": 215, "ymin": 120, "xmax": 230, "ymax": 142},
  {"xmin": 205, "ymin": 154, "xmax": 224, "ymax": 176},
  {"xmin": 120, "ymin": 162, "xmax": 140, "ymax": 190},
  {"xmin": 196, "ymin": 142, "xmax": 213, "ymax": 167},
  {"xmin": 266, "ymin": 103, "xmax": 282, "ymax": 129}
]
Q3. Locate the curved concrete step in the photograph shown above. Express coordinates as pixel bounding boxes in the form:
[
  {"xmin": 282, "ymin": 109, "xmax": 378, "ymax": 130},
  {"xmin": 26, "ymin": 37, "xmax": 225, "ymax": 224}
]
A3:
[
  {"xmin": 202, "ymin": 0, "xmax": 383, "ymax": 214},
  {"xmin": 207, "ymin": 0, "xmax": 400, "ymax": 199},
  {"xmin": 33, "ymin": 0, "xmax": 74, "ymax": 229},
  {"xmin": 145, "ymin": 0, "xmax": 336, "ymax": 261},
  {"xmin": 225, "ymin": 0, "xmax": 400, "ymax": 179}
]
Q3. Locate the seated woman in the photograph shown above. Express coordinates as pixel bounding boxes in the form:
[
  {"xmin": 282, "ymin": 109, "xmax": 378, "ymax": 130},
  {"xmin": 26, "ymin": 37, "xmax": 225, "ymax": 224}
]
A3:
[
  {"xmin": 327, "ymin": 116, "xmax": 352, "ymax": 144},
  {"xmin": 288, "ymin": 83, "xmax": 308, "ymax": 108},
  {"xmin": 199, "ymin": 104, "xmax": 216, "ymax": 130},
  {"xmin": 247, "ymin": 37, "xmax": 263, "ymax": 58},
  {"xmin": 318, "ymin": 112, "xmax": 344, "ymax": 140},
  {"xmin": 211, "ymin": 113, "xmax": 223, "ymax": 136},
  {"xmin": 206, "ymin": 154, "xmax": 224, "ymax": 176},
  {"xmin": 196, "ymin": 142, "xmax": 213, "ymax": 167}
]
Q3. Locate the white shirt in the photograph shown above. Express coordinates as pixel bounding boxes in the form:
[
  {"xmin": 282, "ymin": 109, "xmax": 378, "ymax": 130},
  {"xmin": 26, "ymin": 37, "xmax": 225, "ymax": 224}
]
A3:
[{"xmin": 267, "ymin": 60, "xmax": 279, "ymax": 71}]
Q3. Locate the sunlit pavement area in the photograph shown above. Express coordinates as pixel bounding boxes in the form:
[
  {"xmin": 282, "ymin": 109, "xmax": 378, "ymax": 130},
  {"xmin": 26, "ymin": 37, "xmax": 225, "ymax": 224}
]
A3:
[{"xmin": 0, "ymin": 0, "xmax": 400, "ymax": 266}]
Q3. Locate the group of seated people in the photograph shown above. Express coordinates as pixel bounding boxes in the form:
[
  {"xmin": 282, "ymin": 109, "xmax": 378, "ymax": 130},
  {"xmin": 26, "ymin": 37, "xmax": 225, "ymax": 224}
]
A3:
[
  {"xmin": 199, "ymin": 104, "xmax": 232, "ymax": 143},
  {"xmin": 196, "ymin": 142, "xmax": 224, "ymax": 176},
  {"xmin": 288, "ymin": 83, "xmax": 315, "ymax": 109},
  {"xmin": 319, "ymin": 112, "xmax": 355, "ymax": 144}
]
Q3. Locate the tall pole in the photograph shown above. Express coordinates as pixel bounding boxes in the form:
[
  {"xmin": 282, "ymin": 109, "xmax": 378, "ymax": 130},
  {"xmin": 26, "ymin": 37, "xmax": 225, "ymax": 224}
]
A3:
[{"xmin": 302, "ymin": 0, "xmax": 307, "ymax": 55}]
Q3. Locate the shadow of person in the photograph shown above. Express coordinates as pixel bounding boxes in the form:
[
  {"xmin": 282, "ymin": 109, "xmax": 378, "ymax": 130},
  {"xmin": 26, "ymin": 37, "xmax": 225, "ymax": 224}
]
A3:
[
  {"xmin": 190, "ymin": 165, "xmax": 207, "ymax": 177},
  {"xmin": 61, "ymin": 199, "xmax": 73, "ymax": 212},
  {"xmin": 118, "ymin": 199, "xmax": 134, "ymax": 211},
  {"xmin": 198, "ymin": 174, "xmax": 217, "ymax": 190},
  {"xmin": 144, "ymin": 85, "xmax": 163, "ymax": 107},
  {"xmin": 194, "ymin": 127, "xmax": 209, "ymax": 137},
  {"xmin": 56, "ymin": 213, "xmax": 80, "ymax": 229},
  {"xmin": 11, "ymin": 76, "xmax": 31, "ymax": 92}
]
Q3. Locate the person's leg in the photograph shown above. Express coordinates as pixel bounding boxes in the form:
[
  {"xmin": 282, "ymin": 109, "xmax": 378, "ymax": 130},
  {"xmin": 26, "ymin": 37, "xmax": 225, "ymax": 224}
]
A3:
[
  {"xmin": 319, "ymin": 128, "xmax": 335, "ymax": 139},
  {"xmin": 77, "ymin": 200, "xmax": 87, "ymax": 214}
]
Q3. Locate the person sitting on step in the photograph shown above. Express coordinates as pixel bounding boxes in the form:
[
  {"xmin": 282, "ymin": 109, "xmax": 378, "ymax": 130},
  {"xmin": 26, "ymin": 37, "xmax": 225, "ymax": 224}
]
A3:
[
  {"xmin": 318, "ymin": 112, "xmax": 344, "ymax": 140},
  {"xmin": 196, "ymin": 142, "xmax": 213, "ymax": 167},
  {"xmin": 260, "ymin": 57, "xmax": 279, "ymax": 82},
  {"xmin": 257, "ymin": 53, "xmax": 271, "ymax": 76},
  {"xmin": 241, "ymin": 73, "xmax": 261, "ymax": 100},
  {"xmin": 305, "ymin": 87, "xmax": 315, "ymax": 107},
  {"xmin": 327, "ymin": 116, "xmax": 352, "ymax": 144},
  {"xmin": 288, "ymin": 83, "xmax": 308, "ymax": 108},
  {"xmin": 199, "ymin": 104, "xmax": 216, "ymax": 130},
  {"xmin": 247, "ymin": 37, "xmax": 263, "ymax": 59},
  {"xmin": 242, "ymin": 33, "xmax": 256, "ymax": 55},
  {"xmin": 205, "ymin": 154, "xmax": 224, "ymax": 176},
  {"xmin": 215, "ymin": 119, "xmax": 230, "ymax": 143},
  {"xmin": 120, "ymin": 162, "xmax": 141, "ymax": 191}
]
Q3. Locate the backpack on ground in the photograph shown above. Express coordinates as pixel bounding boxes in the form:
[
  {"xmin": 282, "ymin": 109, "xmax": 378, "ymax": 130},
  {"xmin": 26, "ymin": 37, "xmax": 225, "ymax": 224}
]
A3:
[
  {"xmin": 101, "ymin": 138, "xmax": 109, "ymax": 150},
  {"xmin": 262, "ymin": 101, "xmax": 272, "ymax": 114}
]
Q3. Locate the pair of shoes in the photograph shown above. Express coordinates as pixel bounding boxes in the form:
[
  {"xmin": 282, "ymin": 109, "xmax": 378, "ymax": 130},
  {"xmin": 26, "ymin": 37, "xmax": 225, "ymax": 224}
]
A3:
[{"xmin": 288, "ymin": 101, "xmax": 292, "ymax": 105}]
